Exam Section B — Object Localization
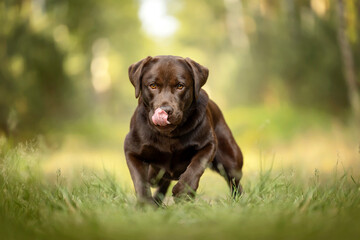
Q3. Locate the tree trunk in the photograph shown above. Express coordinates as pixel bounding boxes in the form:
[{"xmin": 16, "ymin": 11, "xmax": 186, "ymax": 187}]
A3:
[
  {"xmin": 336, "ymin": 0, "xmax": 360, "ymax": 124},
  {"xmin": 223, "ymin": 0, "xmax": 249, "ymax": 50}
]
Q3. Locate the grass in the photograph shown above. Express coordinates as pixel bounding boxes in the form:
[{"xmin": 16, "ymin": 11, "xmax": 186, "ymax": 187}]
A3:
[{"xmin": 1, "ymin": 138, "xmax": 360, "ymax": 240}]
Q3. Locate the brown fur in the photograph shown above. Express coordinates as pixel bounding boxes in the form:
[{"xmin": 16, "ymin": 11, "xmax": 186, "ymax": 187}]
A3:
[{"xmin": 124, "ymin": 55, "xmax": 243, "ymax": 205}]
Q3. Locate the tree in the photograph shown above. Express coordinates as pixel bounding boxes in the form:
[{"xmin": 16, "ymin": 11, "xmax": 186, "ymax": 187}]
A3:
[{"xmin": 336, "ymin": 0, "xmax": 360, "ymax": 124}]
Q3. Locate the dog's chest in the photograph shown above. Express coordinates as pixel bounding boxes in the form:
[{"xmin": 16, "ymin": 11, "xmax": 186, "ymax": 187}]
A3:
[{"xmin": 139, "ymin": 141, "xmax": 198, "ymax": 179}]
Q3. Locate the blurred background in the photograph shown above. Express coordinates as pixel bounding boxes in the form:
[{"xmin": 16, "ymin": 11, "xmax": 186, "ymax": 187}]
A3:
[{"xmin": 0, "ymin": 0, "xmax": 359, "ymax": 193}]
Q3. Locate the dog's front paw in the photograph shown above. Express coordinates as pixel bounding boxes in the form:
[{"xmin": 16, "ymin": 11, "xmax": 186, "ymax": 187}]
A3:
[{"xmin": 172, "ymin": 180, "xmax": 196, "ymax": 200}]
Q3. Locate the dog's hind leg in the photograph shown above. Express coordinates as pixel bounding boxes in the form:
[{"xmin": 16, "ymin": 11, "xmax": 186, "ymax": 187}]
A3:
[{"xmin": 210, "ymin": 148, "xmax": 243, "ymax": 198}]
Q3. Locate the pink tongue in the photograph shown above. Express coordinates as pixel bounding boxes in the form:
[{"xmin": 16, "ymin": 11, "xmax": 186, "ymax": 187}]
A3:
[{"xmin": 152, "ymin": 108, "xmax": 170, "ymax": 126}]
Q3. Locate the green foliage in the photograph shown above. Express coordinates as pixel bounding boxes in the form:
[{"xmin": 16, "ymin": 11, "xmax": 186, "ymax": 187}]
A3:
[
  {"xmin": 1, "ymin": 140, "xmax": 360, "ymax": 240},
  {"xmin": 224, "ymin": 105, "xmax": 331, "ymax": 146},
  {"xmin": 1, "ymin": 0, "xmax": 359, "ymax": 139},
  {"xmin": 173, "ymin": 0, "xmax": 360, "ymax": 113},
  {"xmin": 0, "ymin": 0, "xmax": 146, "ymax": 138},
  {"xmin": 0, "ymin": 2, "xmax": 73, "ymax": 137}
]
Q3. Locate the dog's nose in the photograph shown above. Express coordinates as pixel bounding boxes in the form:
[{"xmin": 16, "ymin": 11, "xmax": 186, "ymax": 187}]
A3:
[{"xmin": 160, "ymin": 106, "xmax": 173, "ymax": 115}]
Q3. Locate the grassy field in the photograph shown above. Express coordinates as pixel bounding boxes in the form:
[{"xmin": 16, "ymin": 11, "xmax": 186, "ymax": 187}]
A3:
[{"xmin": 1, "ymin": 106, "xmax": 359, "ymax": 240}]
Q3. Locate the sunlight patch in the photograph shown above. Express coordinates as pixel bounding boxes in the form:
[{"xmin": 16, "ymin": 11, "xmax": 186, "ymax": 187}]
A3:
[{"xmin": 139, "ymin": 0, "xmax": 179, "ymax": 38}]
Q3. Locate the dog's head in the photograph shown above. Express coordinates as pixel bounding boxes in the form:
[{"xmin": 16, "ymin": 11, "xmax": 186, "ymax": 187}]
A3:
[{"xmin": 128, "ymin": 55, "xmax": 208, "ymax": 132}]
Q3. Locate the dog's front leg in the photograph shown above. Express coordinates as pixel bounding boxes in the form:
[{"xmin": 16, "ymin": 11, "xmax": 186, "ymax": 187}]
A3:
[
  {"xmin": 125, "ymin": 152, "xmax": 154, "ymax": 205},
  {"xmin": 172, "ymin": 142, "xmax": 216, "ymax": 198}
]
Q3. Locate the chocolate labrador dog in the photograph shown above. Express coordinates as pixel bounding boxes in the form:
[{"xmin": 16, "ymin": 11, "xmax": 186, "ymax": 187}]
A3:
[{"xmin": 124, "ymin": 55, "xmax": 243, "ymax": 205}]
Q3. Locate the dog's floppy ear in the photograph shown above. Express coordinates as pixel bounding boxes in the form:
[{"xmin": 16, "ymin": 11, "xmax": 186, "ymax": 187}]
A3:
[
  {"xmin": 128, "ymin": 56, "xmax": 152, "ymax": 98},
  {"xmin": 185, "ymin": 57, "xmax": 209, "ymax": 99}
]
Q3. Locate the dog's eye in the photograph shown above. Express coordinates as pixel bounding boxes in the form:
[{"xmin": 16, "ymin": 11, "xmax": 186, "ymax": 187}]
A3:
[
  {"xmin": 176, "ymin": 83, "xmax": 184, "ymax": 90},
  {"xmin": 149, "ymin": 83, "xmax": 157, "ymax": 89}
]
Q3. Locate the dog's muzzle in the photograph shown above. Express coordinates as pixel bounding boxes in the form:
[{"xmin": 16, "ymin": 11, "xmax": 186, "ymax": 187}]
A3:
[{"xmin": 152, "ymin": 108, "xmax": 171, "ymax": 126}]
